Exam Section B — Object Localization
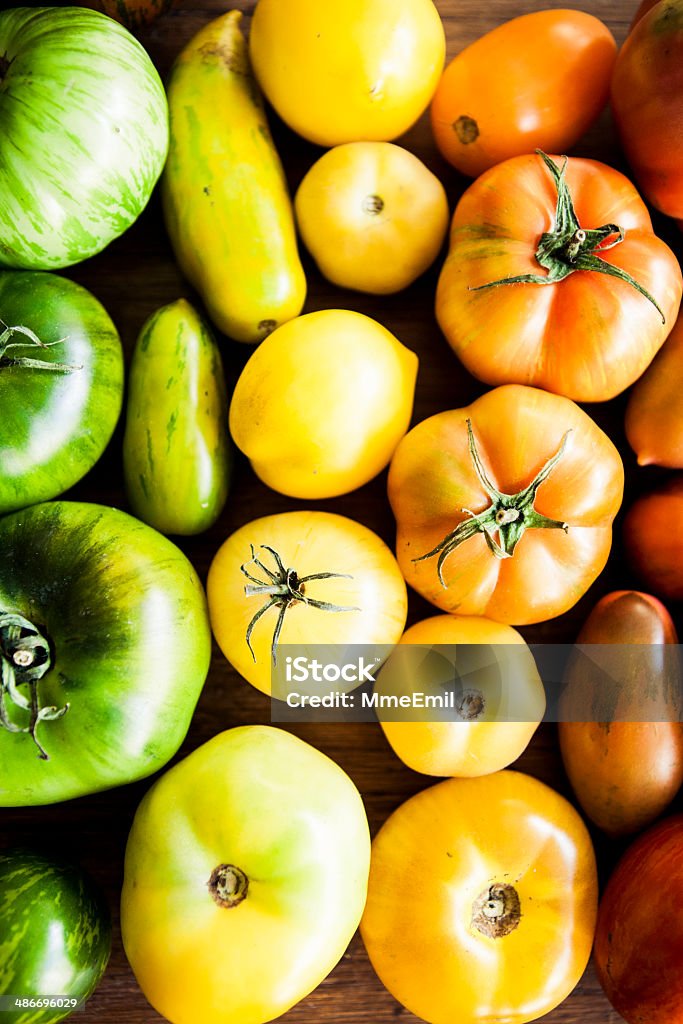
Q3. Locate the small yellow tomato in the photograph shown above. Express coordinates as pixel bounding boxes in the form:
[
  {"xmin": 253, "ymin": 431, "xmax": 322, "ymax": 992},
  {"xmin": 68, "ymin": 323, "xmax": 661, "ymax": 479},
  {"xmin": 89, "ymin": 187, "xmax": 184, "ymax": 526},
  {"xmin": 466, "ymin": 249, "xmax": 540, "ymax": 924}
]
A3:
[
  {"xmin": 229, "ymin": 309, "xmax": 418, "ymax": 499},
  {"xmin": 121, "ymin": 726, "xmax": 371, "ymax": 1024},
  {"xmin": 361, "ymin": 771, "xmax": 598, "ymax": 1024},
  {"xmin": 295, "ymin": 143, "xmax": 449, "ymax": 295},
  {"xmin": 378, "ymin": 615, "xmax": 545, "ymax": 777},
  {"xmin": 207, "ymin": 510, "xmax": 408, "ymax": 695},
  {"xmin": 249, "ymin": 0, "xmax": 446, "ymax": 146}
]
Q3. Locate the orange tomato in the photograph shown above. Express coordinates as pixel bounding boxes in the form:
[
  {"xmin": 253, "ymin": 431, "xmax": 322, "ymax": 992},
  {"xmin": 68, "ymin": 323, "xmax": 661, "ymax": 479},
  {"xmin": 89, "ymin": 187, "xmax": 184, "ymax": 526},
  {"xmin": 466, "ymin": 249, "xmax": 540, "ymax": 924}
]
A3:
[
  {"xmin": 559, "ymin": 591, "xmax": 683, "ymax": 837},
  {"xmin": 431, "ymin": 10, "xmax": 616, "ymax": 178},
  {"xmin": 626, "ymin": 310, "xmax": 683, "ymax": 468},
  {"xmin": 361, "ymin": 770, "xmax": 598, "ymax": 1024},
  {"xmin": 378, "ymin": 615, "xmax": 545, "ymax": 777},
  {"xmin": 388, "ymin": 384, "xmax": 624, "ymax": 625},
  {"xmin": 631, "ymin": 0, "xmax": 661, "ymax": 27},
  {"xmin": 435, "ymin": 151, "xmax": 682, "ymax": 402},
  {"xmin": 623, "ymin": 477, "xmax": 683, "ymax": 601}
]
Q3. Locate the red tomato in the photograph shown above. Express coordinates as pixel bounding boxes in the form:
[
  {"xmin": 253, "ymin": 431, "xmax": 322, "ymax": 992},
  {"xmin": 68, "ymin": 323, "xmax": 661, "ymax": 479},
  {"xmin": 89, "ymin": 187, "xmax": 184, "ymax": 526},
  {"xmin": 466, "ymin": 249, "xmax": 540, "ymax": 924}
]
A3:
[
  {"xmin": 594, "ymin": 815, "xmax": 683, "ymax": 1024},
  {"xmin": 623, "ymin": 477, "xmax": 683, "ymax": 601}
]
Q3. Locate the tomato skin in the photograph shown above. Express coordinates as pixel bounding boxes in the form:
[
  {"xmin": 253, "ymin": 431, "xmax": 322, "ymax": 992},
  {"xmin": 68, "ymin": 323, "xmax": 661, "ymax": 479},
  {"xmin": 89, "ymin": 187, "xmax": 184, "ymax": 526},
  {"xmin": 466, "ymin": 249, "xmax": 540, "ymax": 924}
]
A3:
[
  {"xmin": 388, "ymin": 384, "xmax": 624, "ymax": 624},
  {"xmin": 625, "ymin": 310, "xmax": 683, "ymax": 467},
  {"xmin": 594, "ymin": 815, "xmax": 683, "ymax": 1024},
  {"xmin": 361, "ymin": 770, "xmax": 598, "ymax": 1024},
  {"xmin": 431, "ymin": 10, "xmax": 616, "ymax": 178},
  {"xmin": 207, "ymin": 510, "xmax": 407, "ymax": 696},
  {"xmin": 378, "ymin": 615, "xmax": 545, "ymax": 777},
  {"xmin": 123, "ymin": 299, "xmax": 231, "ymax": 536},
  {"xmin": 0, "ymin": 271, "xmax": 123, "ymax": 515},
  {"xmin": 294, "ymin": 143, "xmax": 449, "ymax": 295},
  {"xmin": 612, "ymin": 1, "xmax": 683, "ymax": 219},
  {"xmin": 99, "ymin": 0, "xmax": 176, "ymax": 30},
  {"xmin": 623, "ymin": 477, "xmax": 683, "ymax": 600},
  {"xmin": 121, "ymin": 726, "xmax": 371, "ymax": 1024},
  {"xmin": 435, "ymin": 153, "xmax": 682, "ymax": 402},
  {"xmin": 559, "ymin": 591, "xmax": 683, "ymax": 837},
  {"xmin": 0, "ymin": 850, "xmax": 111, "ymax": 1024},
  {"xmin": 0, "ymin": 501, "xmax": 211, "ymax": 806},
  {"xmin": 631, "ymin": 0, "xmax": 661, "ymax": 27},
  {"xmin": 229, "ymin": 310, "xmax": 418, "ymax": 499},
  {"xmin": 249, "ymin": 0, "xmax": 445, "ymax": 146}
]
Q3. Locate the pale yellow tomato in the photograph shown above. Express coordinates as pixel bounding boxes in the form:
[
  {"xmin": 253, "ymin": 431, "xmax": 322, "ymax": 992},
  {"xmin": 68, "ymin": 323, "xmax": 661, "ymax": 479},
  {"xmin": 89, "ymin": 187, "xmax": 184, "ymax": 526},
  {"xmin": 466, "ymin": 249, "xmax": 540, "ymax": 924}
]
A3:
[
  {"xmin": 229, "ymin": 309, "xmax": 418, "ymax": 499},
  {"xmin": 378, "ymin": 615, "xmax": 545, "ymax": 776},
  {"xmin": 295, "ymin": 143, "xmax": 449, "ymax": 295},
  {"xmin": 207, "ymin": 510, "xmax": 408, "ymax": 695},
  {"xmin": 249, "ymin": 0, "xmax": 446, "ymax": 146}
]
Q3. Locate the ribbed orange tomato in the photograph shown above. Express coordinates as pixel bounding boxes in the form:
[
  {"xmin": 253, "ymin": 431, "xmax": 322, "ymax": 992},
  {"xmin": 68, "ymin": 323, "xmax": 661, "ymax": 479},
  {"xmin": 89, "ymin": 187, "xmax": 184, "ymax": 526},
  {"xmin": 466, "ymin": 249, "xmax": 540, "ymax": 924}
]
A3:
[{"xmin": 361, "ymin": 771, "xmax": 598, "ymax": 1024}]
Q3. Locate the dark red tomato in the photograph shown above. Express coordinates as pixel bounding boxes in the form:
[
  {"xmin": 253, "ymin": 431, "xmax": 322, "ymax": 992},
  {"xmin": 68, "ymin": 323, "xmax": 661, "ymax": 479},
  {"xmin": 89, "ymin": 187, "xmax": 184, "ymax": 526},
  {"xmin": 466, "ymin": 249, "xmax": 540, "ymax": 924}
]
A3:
[
  {"xmin": 594, "ymin": 815, "xmax": 683, "ymax": 1024},
  {"xmin": 623, "ymin": 476, "xmax": 683, "ymax": 600}
]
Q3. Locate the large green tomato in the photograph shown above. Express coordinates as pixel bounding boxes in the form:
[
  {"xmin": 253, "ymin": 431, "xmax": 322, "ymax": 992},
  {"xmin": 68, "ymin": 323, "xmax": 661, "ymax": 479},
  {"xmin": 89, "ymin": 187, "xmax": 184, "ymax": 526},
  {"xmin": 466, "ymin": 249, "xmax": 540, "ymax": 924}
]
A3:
[
  {"xmin": 0, "ymin": 501, "xmax": 212, "ymax": 806},
  {"xmin": 0, "ymin": 271, "xmax": 124, "ymax": 515},
  {"xmin": 121, "ymin": 726, "xmax": 371, "ymax": 1024},
  {"xmin": 0, "ymin": 7, "xmax": 168, "ymax": 269},
  {"xmin": 0, "ymin": 849, "xmax": 111, "ymax": 1024}
]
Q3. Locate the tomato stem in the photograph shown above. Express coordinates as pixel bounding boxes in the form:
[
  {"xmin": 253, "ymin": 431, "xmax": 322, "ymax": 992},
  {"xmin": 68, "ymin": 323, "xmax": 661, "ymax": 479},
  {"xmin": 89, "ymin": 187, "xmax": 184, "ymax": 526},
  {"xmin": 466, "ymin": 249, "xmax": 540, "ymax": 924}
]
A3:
[
  {"xmin": 0, "ymin": 322, "xmax": 81, "ymax": 373},
  {"xmin": 207, "ymin": 864, "xmax": 249, "ymax": 909},
  {"xmin": 472, "ymin": 151, "xmax": 665, "ymax": 323},
  {"xmin": 240, "ymin": 544, "xmax": 359, "ymax": 665},
  {"xmin": 414, "ymin": 419, "xmax": 569, "ymax": 586},
  {"xmin": 471, "ymin": 883, "xmax": 521, "ymax": 938},
  {"xmin": 0, "ymin": 611, "xmax": 68, "ymax": 760}
]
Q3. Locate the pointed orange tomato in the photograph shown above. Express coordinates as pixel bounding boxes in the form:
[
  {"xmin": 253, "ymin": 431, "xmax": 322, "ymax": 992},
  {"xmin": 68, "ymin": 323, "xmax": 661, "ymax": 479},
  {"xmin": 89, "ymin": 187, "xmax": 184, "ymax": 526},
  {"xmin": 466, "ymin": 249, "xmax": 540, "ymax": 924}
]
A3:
[
  {"xmin": 388, "ymin": 384, "xmax": 624, "ymax": 625},
  {"xmin": 361, "ymin": 771, "xmax": 598, "ymax": 1024},
  {"xmin": 625, "ymin": 310, "xmax": 683, "ymax": 467},
  {"xmin": 435, "ymin": 152, "xmax": 682, "ymax": 402}
]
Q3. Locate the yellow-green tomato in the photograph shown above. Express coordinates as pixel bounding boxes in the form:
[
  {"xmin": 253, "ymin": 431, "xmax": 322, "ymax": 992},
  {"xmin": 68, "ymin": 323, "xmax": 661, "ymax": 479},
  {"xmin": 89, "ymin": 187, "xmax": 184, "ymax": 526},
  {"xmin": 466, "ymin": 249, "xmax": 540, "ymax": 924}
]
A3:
[
  {"xmin": 123, "ymin": 299, "xmax": 231, "ymax": 535},
  {"xmin": 229, "ymin": 309, "xmax": 418, "ymax": 499},
  {"xmin": 121, "ymin": 726, "xmax": 371, "ymax": 1024},
  {"xmin": 295, "ymin": 142, "xmax": 449, "ymax": 294}
]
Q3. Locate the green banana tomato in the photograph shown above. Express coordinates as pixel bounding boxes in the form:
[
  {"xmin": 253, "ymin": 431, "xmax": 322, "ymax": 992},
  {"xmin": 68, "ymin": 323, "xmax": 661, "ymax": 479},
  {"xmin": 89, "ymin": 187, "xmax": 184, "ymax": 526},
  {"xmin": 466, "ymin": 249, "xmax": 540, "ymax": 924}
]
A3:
[
  {"xmin": 0, "ymin": 7, "xmax": 168, "ymax": 269},
  {"xmin": 121, "ymin": 726, "xmax": 371, "ymax": 1024},
  {"xmin": 123, "ymin": 299, "xmax": 231, "ymax": 535},
  {"xmin": 0, "ymin": 501, "xmax": 211, "ymax": 806},
  {"xmin": 0, "ymin": 272, "xmax": 124, "ymax": 515},
  {"xmin": 0, "ymin": 849, "xmax": 111, "ymax": 1024}
]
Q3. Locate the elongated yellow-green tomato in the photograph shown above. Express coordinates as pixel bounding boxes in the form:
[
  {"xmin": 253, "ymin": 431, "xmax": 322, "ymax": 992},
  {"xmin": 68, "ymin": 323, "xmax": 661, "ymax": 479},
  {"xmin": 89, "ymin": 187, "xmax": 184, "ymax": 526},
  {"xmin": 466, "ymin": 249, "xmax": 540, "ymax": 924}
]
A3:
[
  {"xmin": 162, "ymin": 11, "xmax": 306, "ymax": 343},
  {"xmin": 123, "ymin": 299, "xmax": 231, "ymax": 535}
]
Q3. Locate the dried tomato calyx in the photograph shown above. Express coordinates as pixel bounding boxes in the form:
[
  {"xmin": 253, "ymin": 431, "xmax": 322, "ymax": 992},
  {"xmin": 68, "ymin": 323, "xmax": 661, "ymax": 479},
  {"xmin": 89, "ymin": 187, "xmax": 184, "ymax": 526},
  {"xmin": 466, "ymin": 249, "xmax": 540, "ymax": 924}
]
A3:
[
  {"xmin": 240, "ymin": 544, "xmax": 359, "ymax": 665},
  {"xmin": 208, "ymin": 864, "xmax": 249, "ymax": 909},
  {"xmin": 0, "ymin": 321, "xmax": 80, "ymax": 373},
  {"xmin": 414, "ymin": 419, "xmax": 569, "ymax": 586},
  {"xmin": 472, "ymin": 151, "xmax": 665, "ymax": 324}
]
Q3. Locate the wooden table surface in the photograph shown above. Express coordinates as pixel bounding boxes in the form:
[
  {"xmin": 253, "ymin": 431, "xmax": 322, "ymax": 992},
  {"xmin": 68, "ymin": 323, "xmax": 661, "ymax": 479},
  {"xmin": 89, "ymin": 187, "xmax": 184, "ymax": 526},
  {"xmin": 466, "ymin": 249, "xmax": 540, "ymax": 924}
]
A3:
[{"xmin": 4, "ymin": 1, "xmax": 682, "ymax": 1022}]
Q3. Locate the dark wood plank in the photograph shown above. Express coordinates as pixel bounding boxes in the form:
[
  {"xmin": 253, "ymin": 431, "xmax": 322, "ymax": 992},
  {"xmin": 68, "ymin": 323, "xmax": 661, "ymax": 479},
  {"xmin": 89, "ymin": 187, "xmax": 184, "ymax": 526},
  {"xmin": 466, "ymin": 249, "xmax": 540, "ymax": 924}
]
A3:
[{"xmin": 3, "ymin": 1, "xmax": 681, "ymax": 1022}]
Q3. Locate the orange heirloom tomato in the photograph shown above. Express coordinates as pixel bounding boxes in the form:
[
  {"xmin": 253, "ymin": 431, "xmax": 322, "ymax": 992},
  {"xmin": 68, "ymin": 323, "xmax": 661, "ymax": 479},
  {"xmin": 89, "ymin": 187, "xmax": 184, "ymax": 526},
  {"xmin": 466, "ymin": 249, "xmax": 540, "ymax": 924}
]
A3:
[
  {"xmin": 207, "ymin": 511, "xmax": 408, "ymax": 696},
  {"xmin": 559, "ymin": 591, "xmax": 683, "ymax": 837},
  {"xmin": 361, "ymin": 770, "xmax": 598, "ymax": 1024},
  {"xmin": 436, "ymin": 151, "xmax": 682, "ymax": 402},
  {"xmin": 626, "ymin": 310, "xmax": 683, "ymax": 467},
  {"xmin": 431, "ymin": 10, "xmax": 616, "ymax": 178},
  {"xmin": 378, "ymin": 615, "xmax": 545, "ymax": 777},
  {"xmin": 612, "ymin": 0, "xmax": 683, "ymax": 219},
  {"xmin": 388, "ymin": 384, "xmax": 624, "ymax": 625}
]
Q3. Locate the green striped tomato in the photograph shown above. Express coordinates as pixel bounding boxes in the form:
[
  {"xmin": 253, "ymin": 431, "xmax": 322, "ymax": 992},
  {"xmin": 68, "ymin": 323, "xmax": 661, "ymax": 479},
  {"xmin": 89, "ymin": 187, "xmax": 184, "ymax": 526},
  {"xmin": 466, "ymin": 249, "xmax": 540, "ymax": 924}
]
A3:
[
  {"xmin": 0, "ymin": 7, "xmax": 168, "ymax": 270},
  {"xmin": 0, "ymin": 849, "xmax": 111, "ymax": 1024}
]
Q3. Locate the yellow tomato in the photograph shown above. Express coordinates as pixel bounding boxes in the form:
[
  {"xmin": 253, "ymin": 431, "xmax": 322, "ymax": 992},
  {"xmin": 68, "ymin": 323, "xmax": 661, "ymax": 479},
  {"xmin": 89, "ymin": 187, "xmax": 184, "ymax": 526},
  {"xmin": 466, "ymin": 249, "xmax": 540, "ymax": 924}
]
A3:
[
  {"xmin": 207, "ymin": 510, "xmax": 408, "ymax": 695},
  {"xmin": 249, "ymin": 0, "xmax": 446, "ymax": 146},
  {"xmin": 361, "ymin": 771, "xmax": 598, "ymax": 1024},
  {"xmin": 121, "ymin": 726, "xmax": 371, "ymax": 1024},
  {"xmin": 229, "ymin": 310, "xmax": 418, "ymax": 499},
  {"xmin": 295, "ymin": 143, "xmax": 449, "ymax": 295},
  {"xmin": 378, "ymin": 615, "xmax": 545, "ymax": 776}
]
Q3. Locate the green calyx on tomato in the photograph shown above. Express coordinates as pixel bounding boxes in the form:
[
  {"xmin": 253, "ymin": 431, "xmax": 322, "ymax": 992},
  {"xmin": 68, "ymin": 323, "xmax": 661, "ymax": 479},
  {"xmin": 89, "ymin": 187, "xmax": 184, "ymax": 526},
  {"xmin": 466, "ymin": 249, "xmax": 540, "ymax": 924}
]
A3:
[
  {"xmin": 0, "ymin": 612, "xmax": 68, "ymax": 760},
  {"xmin": 474, "ymin": 151, "xmax": 664, "ymax": 322},
  {"xmin": 415, "ymin": 418, "xmax": 569, "ymax": 583},
  {"xmin": 241, "ymin": 544, "xmax": 359, "ymax": 664},
  {"xmin": 0, "ymin": 322, "xmax": 80, "ymax": 373}
]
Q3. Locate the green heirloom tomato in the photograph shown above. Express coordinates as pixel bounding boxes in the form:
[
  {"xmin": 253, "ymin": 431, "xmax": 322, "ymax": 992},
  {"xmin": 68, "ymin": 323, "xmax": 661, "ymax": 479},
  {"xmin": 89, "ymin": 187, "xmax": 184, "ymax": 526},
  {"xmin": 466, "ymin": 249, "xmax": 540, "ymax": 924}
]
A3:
[
  {"xmin": 0, "ymin": 849, "xmax": 111, "ymax": 1024},
  {"xmin": 0, "ymin": 272, "xmax": 124, "ymax": 515},
  {"xmin": 121, "ymin": 726, "xmax": 371, "ymax": 1024},
  {"xmin": 123, "ymin": 299, "xmax": 231, "ymax": 535},
  {"xmin": 0, "ymin": 7, "xmax": 168, "ymax": 270},
  {"xmin": 0, "ymin": 501, "xmax": 211, "ymax": 806}
]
